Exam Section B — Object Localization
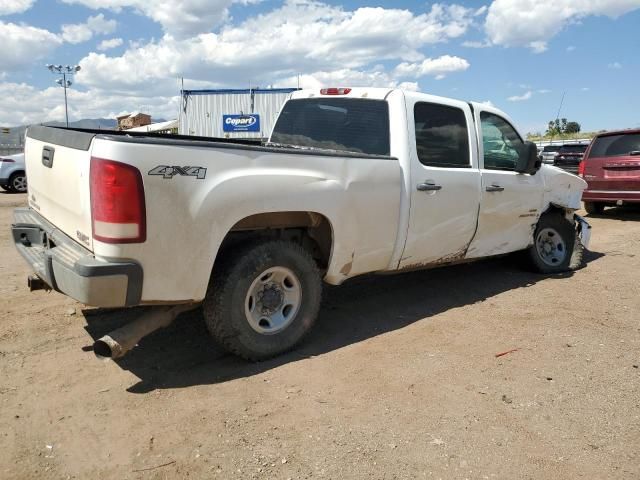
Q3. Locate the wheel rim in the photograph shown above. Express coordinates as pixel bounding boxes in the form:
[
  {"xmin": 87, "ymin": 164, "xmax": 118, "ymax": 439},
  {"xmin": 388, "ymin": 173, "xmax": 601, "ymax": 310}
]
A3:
[
  {"xmin": 536, "ymin": 227, "xmax": 567, "ymax": 266},
  {"xmin": 12, "ymin": 175, "xmax": 27, "ymax": 192},
  {"xmin": 244, "ymin": 266, "xmax": 302, "ymax": 335}
]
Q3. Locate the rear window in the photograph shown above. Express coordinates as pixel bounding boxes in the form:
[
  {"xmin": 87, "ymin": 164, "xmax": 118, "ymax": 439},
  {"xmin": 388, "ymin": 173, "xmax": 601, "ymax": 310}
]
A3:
[
  {"xmin": 559, "ymin": 144, "xmax": 587, "ymax": 153},
  {"xmin": 270, "ymin": 98, "xmax": 390, "ymax": 156},
  {"xmin": 589, "ymin": 133, "xmax": 640, "ymax": 158},
  {"xmin": 543, "ymin": 145, "xmax": 560, "ymax": 152}
]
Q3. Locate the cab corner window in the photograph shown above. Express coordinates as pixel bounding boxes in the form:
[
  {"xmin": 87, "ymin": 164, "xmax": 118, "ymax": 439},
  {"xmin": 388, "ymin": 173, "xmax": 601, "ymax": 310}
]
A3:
[
  {"xmin": 414, "ymin": 102, "xmax": 470, "ymax": 168},
  {"xmin": 480, "ymin": 112, "xmax": 523, "ymax": 171}
]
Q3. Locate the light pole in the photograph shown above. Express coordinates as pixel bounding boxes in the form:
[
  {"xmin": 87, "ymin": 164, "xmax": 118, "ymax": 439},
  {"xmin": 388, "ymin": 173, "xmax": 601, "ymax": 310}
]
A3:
[{"xmin": 46, "ymin": 64, "xmax": 81, "ymax": 127}]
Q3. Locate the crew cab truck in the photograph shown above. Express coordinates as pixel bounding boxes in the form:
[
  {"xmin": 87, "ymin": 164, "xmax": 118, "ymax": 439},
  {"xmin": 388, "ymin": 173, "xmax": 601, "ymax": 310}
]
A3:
[{"xmin": 12, "ymin": 88, "xmax": 591, "ymax": 361}]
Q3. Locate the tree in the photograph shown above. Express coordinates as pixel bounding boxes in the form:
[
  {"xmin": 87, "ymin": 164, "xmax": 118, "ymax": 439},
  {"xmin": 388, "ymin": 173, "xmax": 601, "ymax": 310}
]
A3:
[
  {"xmin": 546, "ymin": 120, "xmax": 560, "ymax": 136},
  {"xmin": 565, "ymin": 121, "xmax": 581, "ymax": 134},
  {"xmin": 545, "ymin": 118, "xmax": 581, "ymax": 136}
]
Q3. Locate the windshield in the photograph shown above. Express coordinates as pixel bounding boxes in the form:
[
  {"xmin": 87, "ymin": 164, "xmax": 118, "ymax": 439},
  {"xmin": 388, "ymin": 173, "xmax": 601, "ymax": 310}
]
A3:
[
  {"xmin": 270, "ymin": 98, "xmax": 390, "ymax": 156},
  {"xmin": 589, "ymin": 133, "xmax": 640, "ymax": 158}
]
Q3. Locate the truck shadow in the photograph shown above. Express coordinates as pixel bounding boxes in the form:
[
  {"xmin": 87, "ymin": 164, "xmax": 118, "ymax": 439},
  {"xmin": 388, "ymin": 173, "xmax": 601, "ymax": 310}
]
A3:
[{"xmin": 82, "ymin": 251, "xmax": 604, "ymax": 393}]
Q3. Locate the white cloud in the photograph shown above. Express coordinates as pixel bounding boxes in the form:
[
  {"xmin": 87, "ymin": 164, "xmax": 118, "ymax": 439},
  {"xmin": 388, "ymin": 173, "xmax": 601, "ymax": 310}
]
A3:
[
  {"xmin": 62, "ymin": 14, "xmax": 117, "ymax": 44},
  {"xmin": 394, "ymin": 55, "xmax": 470, "ymax": 79},
  {"xmin": 608, "ymin": 61, "xmax": 622, "ymax": 69},
  {"xmin": 462, "ymin": 40, "xmax": 491, "ymax": 48},
  {"xmin": 507, "ymin": 90, "xmax": 533, "ymax": 101},
  {"xmin": 566, "ymin": 45, "xmax": 576, "ymax": 52},
  {"xmin": 61, "ymin": 0, "xmax": 246, "ymax": 37},
  {"xmin": 0, "ymin": 81, "xmax": 179, "ymax": 125},
  {"xmin": 62, "ymin": 0, "xmax": 474, "ymax": 40},
  {"xmin": 0, "ymin": 21, "xmax": 62, "ymax": 73},
  {"xmin": 0, "ymin": 0, "xmax": 35, "ymax": 15},
  {"xmin": 581, "ymin": 87, "xmax": 590, "ymax": 91},
  {"xmin": 485, "ymin": 0, "xmax": 640, "ymax": 52},
  {"xmin": 537, "ymin": 89, "xmax": 551, "ymax": 93},
  {"xmin": 97, "ymin": 37, "xmax": 123, "ymax": 51},
  {"xmin": 479, "ymin": 100, "xmax": 494, "ymax": 107},
  {"xmin": 75, "ymin": 2, "xmax": 474, "ymax": 93},
  {"xmin": 2, "ymin": 1, "xmax": 475, "ymax": 126}
]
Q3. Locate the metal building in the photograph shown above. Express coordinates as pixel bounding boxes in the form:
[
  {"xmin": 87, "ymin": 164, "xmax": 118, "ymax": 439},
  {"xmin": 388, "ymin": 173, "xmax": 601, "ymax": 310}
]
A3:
[{"xmin": 179, "ymin": 88, "xmax": 298, "ymax": 139}]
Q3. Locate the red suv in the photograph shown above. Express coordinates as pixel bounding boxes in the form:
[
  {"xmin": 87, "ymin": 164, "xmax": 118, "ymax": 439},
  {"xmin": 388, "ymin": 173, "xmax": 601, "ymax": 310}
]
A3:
[{"xmin": 579, "ymin": 129, "xmax": 640, "ymax": 214}]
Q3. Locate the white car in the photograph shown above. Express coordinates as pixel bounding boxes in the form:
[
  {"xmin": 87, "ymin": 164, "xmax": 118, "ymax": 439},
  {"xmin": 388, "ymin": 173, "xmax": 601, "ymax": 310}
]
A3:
[
  {"xmin": 13, "ymin": 87, "xmax": 590, "ymax": 361},
  {"xmin": 0, "ymin": 153, "xmax": 26, "ymax": 193}
]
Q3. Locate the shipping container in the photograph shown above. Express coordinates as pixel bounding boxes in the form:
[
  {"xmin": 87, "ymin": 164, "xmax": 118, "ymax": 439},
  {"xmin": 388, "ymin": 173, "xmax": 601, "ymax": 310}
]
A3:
[{"xmin": 179, "ymin": 88, "xmax": 298, "ymax": 139}]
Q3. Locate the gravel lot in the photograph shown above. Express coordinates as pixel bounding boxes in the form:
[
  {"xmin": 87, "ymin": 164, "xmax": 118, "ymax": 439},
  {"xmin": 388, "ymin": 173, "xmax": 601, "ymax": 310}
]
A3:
[{"xmin": 1, "ymin": 191, "xmax": 638, "ymax": 480}]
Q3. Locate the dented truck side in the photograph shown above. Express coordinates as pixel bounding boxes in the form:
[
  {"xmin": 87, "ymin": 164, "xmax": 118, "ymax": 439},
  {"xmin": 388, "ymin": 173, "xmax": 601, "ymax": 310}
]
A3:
[{"xmin": 13, "ymin": 87, "xmax": 590, "ymax": 360}]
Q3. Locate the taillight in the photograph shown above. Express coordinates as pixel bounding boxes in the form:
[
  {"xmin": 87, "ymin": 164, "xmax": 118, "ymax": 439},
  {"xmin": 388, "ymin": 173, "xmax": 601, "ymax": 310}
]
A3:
[
  {"xmin": 578, "ymin": 160, "xmax": 585, "ymax": 178},
  {"xmin": 90, "ymin": 157, "xmax": 146, "ymax": 243},
  {"xmin": 320, "ymin": 87, "xmax": 352, "ymax": 95}
]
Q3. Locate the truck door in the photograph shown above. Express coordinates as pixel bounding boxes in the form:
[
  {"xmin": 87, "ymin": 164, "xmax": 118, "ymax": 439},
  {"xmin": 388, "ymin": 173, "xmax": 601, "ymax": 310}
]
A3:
[
  {"xmin": 465, "ymin": 107, "xmax": 545, "ymax": 258},
  {"xmin": 398, "ymin": 96, "xmax": 481, "ymax": 268}
]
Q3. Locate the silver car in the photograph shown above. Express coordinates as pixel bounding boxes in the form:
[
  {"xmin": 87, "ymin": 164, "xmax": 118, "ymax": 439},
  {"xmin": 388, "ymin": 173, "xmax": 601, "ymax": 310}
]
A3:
[
  {"xmin": 539, "ymin": 145, "xmax": 561, "ymax": 164},
  {"xmin": 0, "ymin": 153, "xmax": 27, "ymax": 193}
]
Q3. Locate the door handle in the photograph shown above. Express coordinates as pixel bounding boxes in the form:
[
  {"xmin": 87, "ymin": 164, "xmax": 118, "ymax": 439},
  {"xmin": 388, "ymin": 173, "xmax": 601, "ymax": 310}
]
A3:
[
  {"xmin": 417, "ymin": 182, "xmax": 442, "ymax": 192},
  {"xmin": 486, "ymin": 184, "xmax": 504, "ymax": 192}
]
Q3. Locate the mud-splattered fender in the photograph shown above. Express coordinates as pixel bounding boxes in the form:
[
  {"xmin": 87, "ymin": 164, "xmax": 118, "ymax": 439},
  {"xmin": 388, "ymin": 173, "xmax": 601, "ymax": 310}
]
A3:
[{"xmin": 539, "ymin": 165, "xmax": 587, "ymax": 212}]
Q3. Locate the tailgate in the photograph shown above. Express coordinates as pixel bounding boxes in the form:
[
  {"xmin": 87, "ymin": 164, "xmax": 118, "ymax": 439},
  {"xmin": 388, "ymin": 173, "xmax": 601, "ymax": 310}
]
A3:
[
  {"xmin": 24, "ymin": 126, "xmax": 95, "ymax": 251},
  {"xmin": 585, "ymin": 155, "xmax": 640, "ymax": 191}
]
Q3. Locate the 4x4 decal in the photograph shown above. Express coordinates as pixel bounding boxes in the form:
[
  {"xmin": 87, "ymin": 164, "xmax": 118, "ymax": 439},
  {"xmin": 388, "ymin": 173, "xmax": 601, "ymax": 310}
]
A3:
[{"xmin": 148, "ymin": 165, "xmax": 207, "ymax": 179}]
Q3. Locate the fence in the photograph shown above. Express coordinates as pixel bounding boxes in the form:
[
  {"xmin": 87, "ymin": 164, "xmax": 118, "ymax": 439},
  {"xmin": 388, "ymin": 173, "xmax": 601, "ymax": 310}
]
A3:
[{"xmin": 0, "ymin": 145, "xmax": 23, "ymax": 156}]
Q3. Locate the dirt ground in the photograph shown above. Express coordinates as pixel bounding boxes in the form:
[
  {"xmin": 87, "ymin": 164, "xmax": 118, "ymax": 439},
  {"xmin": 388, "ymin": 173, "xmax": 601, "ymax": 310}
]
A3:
[{"xmin": 0, "ymin": 191, "xmax": 638, "ymax": 480}]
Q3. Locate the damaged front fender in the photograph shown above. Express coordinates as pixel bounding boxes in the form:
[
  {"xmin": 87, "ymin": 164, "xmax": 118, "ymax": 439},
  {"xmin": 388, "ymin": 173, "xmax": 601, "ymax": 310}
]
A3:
[{"xmin": 540, "ymin": 165, "xmax": 587, "ymax": 211}]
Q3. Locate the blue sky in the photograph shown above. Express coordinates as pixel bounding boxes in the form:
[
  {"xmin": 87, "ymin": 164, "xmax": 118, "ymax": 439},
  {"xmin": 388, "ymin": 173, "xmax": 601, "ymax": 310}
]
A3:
[{"xmin": 1, "ymin": 0, "xmax": 639, "ymax": 133}]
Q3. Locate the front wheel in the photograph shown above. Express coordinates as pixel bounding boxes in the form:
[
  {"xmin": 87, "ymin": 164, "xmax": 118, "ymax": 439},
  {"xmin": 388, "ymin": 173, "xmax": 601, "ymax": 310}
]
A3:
[
  {"xmin": 525, "ymin": 213, "xmax": 577, "ymax": 274},
  {"xmin": 203, "ymin": 240, "xmax": 322, "ymax": 361}
]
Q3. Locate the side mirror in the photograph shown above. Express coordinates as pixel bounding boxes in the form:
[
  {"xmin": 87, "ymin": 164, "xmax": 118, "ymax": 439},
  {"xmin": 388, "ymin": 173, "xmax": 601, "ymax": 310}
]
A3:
[{"xmin": 515, "ymin": 141, "xmax": 541, "ymax": 175}]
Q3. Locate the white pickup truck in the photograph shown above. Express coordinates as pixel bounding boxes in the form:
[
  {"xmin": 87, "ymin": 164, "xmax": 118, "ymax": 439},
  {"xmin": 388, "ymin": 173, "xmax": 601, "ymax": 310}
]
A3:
[{"xmin": 12, "ymin": 87, "xmax": 590, "ymax": 361}]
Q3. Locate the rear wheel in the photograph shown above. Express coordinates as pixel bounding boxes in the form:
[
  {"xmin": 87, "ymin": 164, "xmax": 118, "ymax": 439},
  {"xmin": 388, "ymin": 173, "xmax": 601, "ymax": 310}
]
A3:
[
  {"xmin": 9, "ymin": 172, "xmax": 27, "ymax": 193},
  {"xmin": 584, "ymin": 201, "xmax": 605, "ymax": 215},
  {"xmin": 526, "ymin": 212, "xmax": 576, "ymax": 274},
  {"xmin": 203, "ymin": 240, "xmax": 322, "ymax": 361}
]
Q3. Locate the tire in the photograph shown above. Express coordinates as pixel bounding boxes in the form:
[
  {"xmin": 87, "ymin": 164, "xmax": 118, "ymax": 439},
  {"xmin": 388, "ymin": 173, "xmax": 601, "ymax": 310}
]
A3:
[
  {"xmin": 525, "ymin": 212, "xmax": 577, "ymax": 274},
  {"xmin": 9, "ymin": 172, "xmax": 27, "ymax": 193},
  {"xmin": 203, "ymin": 240, "xmax": 322, "ymax": 361},
  {"xmin": 584, "ymin": 201, "xmax": 604, "ymax": 215}
]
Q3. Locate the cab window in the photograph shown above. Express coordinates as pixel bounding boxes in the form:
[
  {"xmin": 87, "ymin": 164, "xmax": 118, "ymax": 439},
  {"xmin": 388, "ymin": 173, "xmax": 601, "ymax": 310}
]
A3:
[
  {"xmin": 414, "ymin": 102, "xmax": 470, "ymax": 168},
  {"xmin": 480, "ymin": 112, "xmax": 523, "ymax": 171}
]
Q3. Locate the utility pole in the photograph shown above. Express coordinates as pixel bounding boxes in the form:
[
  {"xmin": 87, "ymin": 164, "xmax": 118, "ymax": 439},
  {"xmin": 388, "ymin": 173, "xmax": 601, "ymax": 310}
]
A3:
[{"xmin": 46, "ymin": 64, "xmax": 81, "ymax": 127}]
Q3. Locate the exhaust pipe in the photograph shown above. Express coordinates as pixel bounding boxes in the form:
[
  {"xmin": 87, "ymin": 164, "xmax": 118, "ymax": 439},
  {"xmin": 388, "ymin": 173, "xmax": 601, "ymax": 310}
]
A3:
[
  {"xmin": 28, "ymin": 275, "xmax": 49, "ymax": 292},
  {"xmin": 93, "ymin": 304, "xmax": 197, "ymax": 360}
]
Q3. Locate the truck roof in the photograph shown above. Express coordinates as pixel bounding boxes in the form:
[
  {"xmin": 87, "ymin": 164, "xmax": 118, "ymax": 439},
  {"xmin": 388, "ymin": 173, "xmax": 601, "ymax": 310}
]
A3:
[{"xmin": 291, "ymin": 87, "xmax": 394, "ymax": 100}]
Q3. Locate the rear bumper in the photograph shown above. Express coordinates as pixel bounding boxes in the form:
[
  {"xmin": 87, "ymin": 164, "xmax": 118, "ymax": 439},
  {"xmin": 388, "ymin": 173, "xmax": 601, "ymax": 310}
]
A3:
[
  {"xmin": 582, "ymin": 190, "xmax": 640, "ymax": 203},
  {"xmin": 11, "ymin": 208, "xmax": 143, "ymax": 307}
]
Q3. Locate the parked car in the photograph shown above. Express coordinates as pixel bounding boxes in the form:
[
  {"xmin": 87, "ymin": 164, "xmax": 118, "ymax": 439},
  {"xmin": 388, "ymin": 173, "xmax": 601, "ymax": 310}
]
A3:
[
  {"xmin": 0, "ymin": 153, "xmax": 27, "ymax": 193},
  {"xmin": 553, "ymin": 143, "xmax": 589, "ymax": 173},
  {"xmin": 12, "ymin": 87, "xmax": 590, "ymax": 361},
  {"xmin": 579, "ymin": 128, "xmax": 640, "ymax": 214},
  {"xmin": 540, "ymin": 145, "xmax": 561, "ymax": 164}
]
